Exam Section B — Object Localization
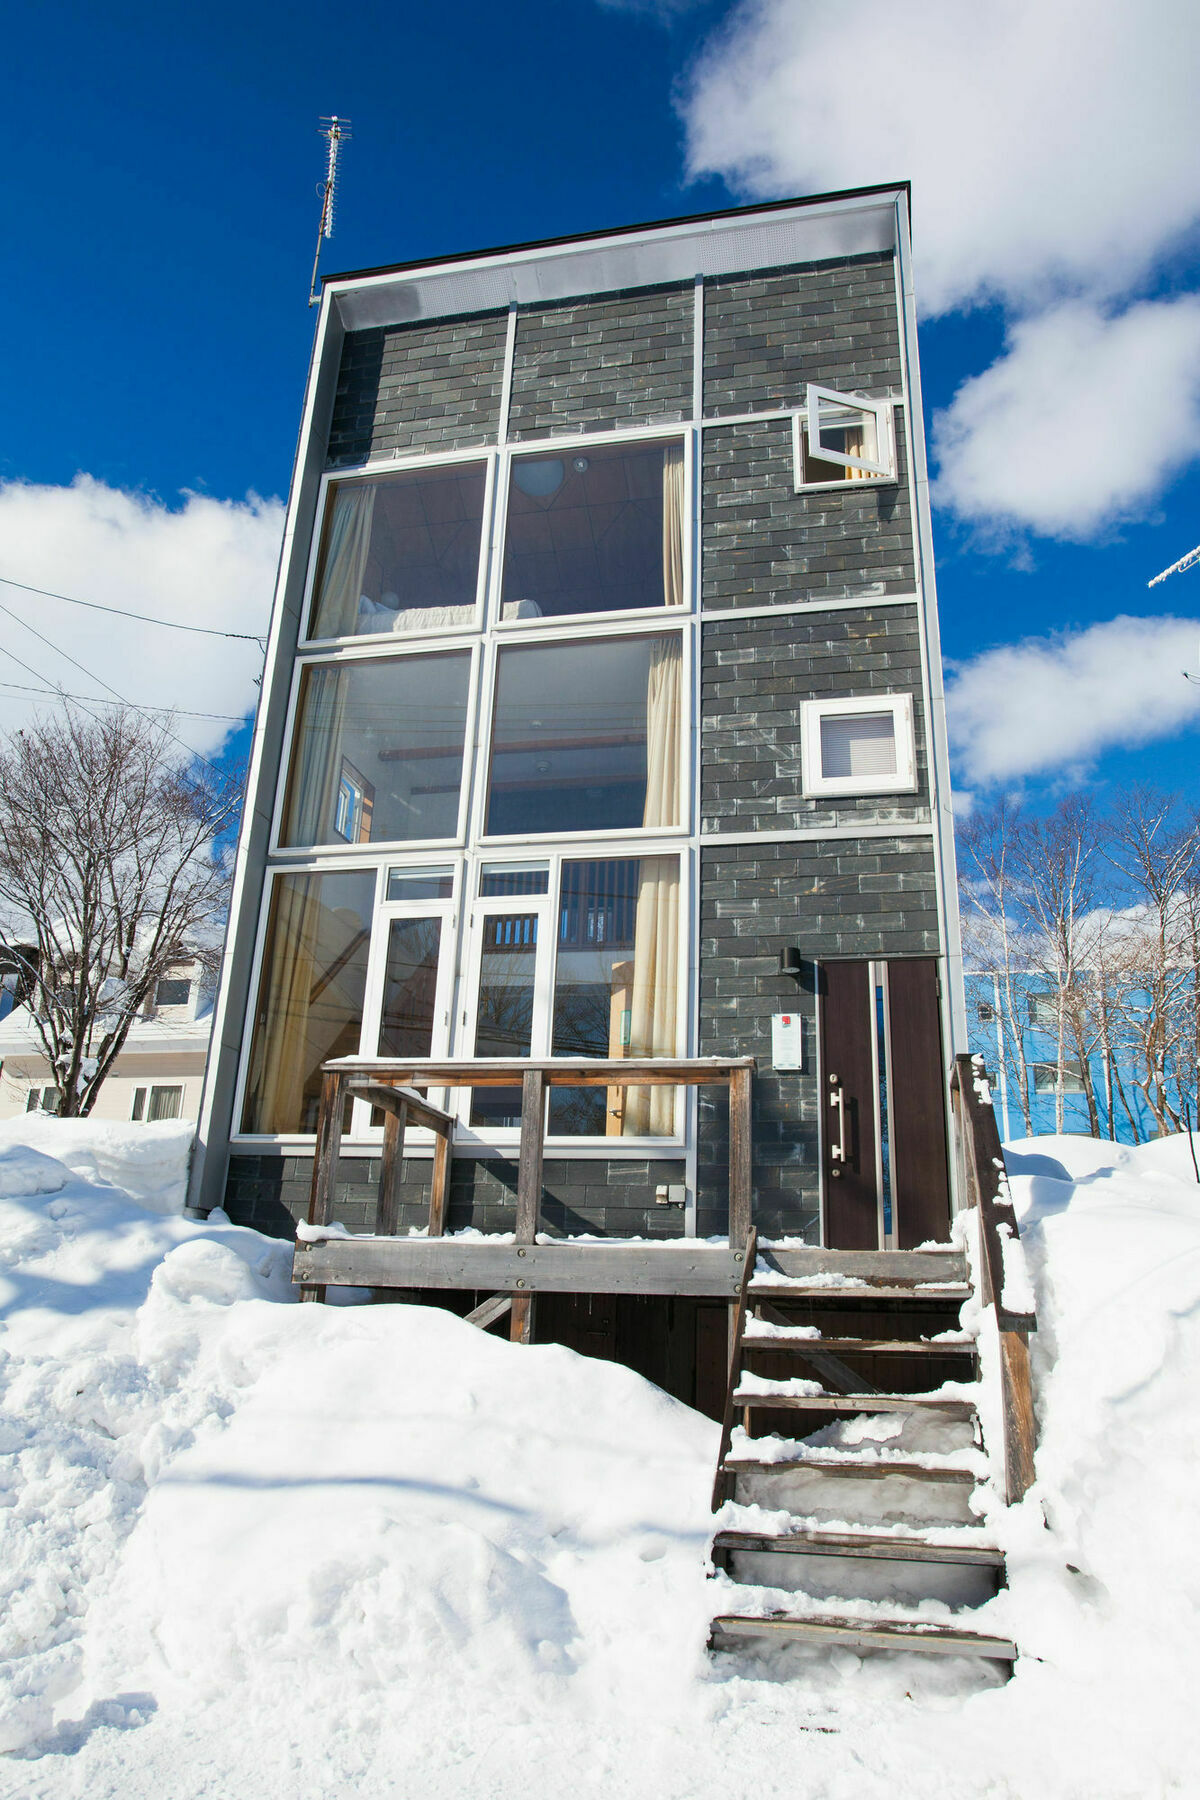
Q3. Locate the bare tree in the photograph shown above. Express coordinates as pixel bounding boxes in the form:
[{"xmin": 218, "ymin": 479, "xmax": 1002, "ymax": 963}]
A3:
[
  {"xmin": 0, "ymin": 707, "xmax": 240, "ymax": 1117},
  {"xmin": 957, "ymin": 799, "xmax": 1035, "ymax": 1135}
]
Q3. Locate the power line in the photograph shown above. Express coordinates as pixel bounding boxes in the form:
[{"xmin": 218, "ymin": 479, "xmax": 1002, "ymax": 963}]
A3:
[
  {"xmin": 0, "ymin": 571, "xmax": 266, "ymax": 643},
  {"xmin": 0, "ymin": 678, "xmax": 247, "ymax": 723}
]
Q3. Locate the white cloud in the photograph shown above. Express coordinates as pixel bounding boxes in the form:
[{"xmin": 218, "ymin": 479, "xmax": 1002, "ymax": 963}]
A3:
[
  {"xmin": 682, "ymin": 0, "xmax": 1200, "ymax": 315},
  {"xmin": 0, "ymin": 477, "xmax": 283, "ymax": 760},
  {"xmin": 932, "ymin": 298, "xmax": 1200, "ymax": 540},
  {"xmin": 945, "ymin": 614, "xmax": 1200, "ymax": 786}
]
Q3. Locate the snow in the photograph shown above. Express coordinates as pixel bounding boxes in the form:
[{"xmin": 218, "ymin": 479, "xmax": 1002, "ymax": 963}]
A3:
[{"xmin": 1, "ymin": 1120, "xmax": 1199, "ymax": 1795}]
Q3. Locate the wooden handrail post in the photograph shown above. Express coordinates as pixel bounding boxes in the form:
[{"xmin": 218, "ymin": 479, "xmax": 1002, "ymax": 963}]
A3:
[
  {"xmin": 301, "ymin": 1068, "xmax": 347, "ymax": 1304},
  {"xmin": 511, "ymin": 1067, "xmax": 547, "ymax": 1344},
  {"xmin": 428, "ymin": 1125, "xmax": 451, "ymax": 1238},
  {"xmin": 728, "ymin": 1064, "xmax": 753, "ymax": 1248},
  {"xmin": 375, "ymin": 1097, "xmax": 407, "ymax": 1237}
]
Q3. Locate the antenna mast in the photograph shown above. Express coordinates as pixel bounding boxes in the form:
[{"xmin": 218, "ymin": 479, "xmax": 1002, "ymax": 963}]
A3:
[{"xmin": 308, "ymin": 115, "xmax": 352, "ymax": 308}]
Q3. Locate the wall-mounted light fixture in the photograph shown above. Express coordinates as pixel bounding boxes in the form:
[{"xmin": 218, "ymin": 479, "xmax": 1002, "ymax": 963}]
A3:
[{"xmin": 778, "ymin": 946, "xmax": 803, "ymax": 982}]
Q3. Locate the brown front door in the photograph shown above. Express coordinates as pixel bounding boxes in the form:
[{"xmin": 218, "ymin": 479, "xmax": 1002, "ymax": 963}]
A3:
[
  {"xmin": 818, "ymin": 958, "xmax": 951, "ymax": 1250},
  {"xmin": 819, "ymin": 959, "xmax": 880, "ymax": 1249}
]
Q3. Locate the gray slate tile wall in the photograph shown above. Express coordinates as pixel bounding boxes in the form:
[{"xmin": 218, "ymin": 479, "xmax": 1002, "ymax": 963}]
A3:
[
  {"xmin": 225, "ymin": 1153, "xmax": 687, "ymax": 1242},
  {"xmin": 703, "ymin": 253, "xmax": 901, "ymax": 416},
  {"xmin": 701, "ymin": 604, "xmax": 930, "ymax": 836},
  {"xmin": 326, "ymin": 313, "xmax": 509, "ymax": 465},
  {"xmin": 695, "ymin": 836, "xmax": 941, "ymax": 1237},
  {"xmin": 702, "ymin": 412, "xmax": 916, "ymax": 608},
  {"xmin": 508, "ymin": 284, "xmax": 692, "ymax": 440}
]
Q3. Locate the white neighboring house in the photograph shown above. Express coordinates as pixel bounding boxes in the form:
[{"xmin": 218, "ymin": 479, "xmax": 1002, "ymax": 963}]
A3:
[{"xmin": 0, "ymin": 961, "xmax": 213, "ymax": 1124}]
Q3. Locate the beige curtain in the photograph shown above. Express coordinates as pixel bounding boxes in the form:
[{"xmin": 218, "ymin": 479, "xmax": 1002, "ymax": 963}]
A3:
[
  {"xmin": 312, "ymin": 484, "xmax": 376, "ymax": 637},
  {"xmin": 625, "ymin": 857, "xmax": 681, "ymax": 1135},
  {"xmin": 843, "ymin": 424, "xmax": 868, "ymax": 482},
  {"xmin": 284, "ymin": 664, "xmax": 347, "ymax": 845},
  {"xmin": 662, "ymin": 442, "xmax": 685, "ymax": 608},
  {"xmin": 245, "ymin": 876, "xmax": 322, "ymax": 1133}
]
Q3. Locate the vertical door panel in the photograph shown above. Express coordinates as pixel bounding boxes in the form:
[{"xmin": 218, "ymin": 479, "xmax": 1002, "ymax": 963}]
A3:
[
  {"xmin": 886, "ymin": 958, "xmax": 952, "ymax": 1247},
  {"xmin": 819, "ymin": 960, "xmax": 881, "ymax": 1250}
]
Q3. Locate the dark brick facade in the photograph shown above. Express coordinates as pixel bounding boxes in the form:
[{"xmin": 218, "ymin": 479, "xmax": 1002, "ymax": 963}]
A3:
[
  {"xmin": 508, "ymin": 284, "xmax": 692, "ymax": 440},
  {"xmin": 695, "ymin": 836, "xmax": 941, "ymax": 1238},
  {"xmin": 700, "ymin": 604, "xmax": 930, "ymax": 836},
  {"xmin": 702, "ymin": 412, "xmax": 916, "ymax": 609},
  {"xmin": 327, "ymin": 313, "xmax": 509, "ymax": 465},
  {"xmin": 703, "ymin": 253, "xmax": 901, "ymax": 416},
  {"xmin": 225, "ymin": 1152, "xmax": 688, "ymax": 1242}
]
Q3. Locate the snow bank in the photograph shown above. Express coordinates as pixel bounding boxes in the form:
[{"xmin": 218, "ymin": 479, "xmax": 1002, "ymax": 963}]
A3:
[
  {"xmin": 0, "ymin": 1123, "xmax": 1198, "ymax": 1796},
  {"xmin": 0, "ymin": 1116, "xmax": 192, "ymax": 1213}
]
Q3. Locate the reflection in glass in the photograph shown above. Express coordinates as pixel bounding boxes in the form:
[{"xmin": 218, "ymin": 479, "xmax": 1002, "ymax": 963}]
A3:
[
  {"xmin": 470, "ymin": 911, "xmax": 538, "ymax": 1128},
  {"xmin": 378, "ymin": 917, "xmax": 442, "ymax": 1056},
  {"xmin": 282, "ymin": 652, "xmax": 470, "ymax": 847},
  {"xmin": 502, "ymin": 441, "xmax": 685, "ymax": 620},
  {"xmin": 386, "ymin": 867, "xmax": 454, "ymax": 902},
  {"xmin": 549, "ymin": 858, "xmax": 680, "ymax": 1137},
  {"xmin": 485, "ymin": 635, "xmax": 681, "ymax": 837},
  {"xmin": 479, "ymin": 865, "xmax": 549, "ymax": 897},
  {"xmin": 310, "ymin": 465, "xmax": 486, "ymax": 638},
  {"xmin": 242, "ymin": 869, "xmax": 375, "ymax": 1133}
]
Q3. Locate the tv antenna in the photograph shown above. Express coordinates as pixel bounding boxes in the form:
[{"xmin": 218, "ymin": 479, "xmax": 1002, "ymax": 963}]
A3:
[
  {"xmin": 1148, "ymin": 542, "xmax": 1200, "ymax": 683},
  {"xmin": 308, "ymin": 115, "xmax": 352, "ymax": 307}
]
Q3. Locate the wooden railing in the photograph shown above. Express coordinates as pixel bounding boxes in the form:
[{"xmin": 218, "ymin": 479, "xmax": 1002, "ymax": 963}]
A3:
[
  {"xmin": 303, "ymin": 1056, "xmax": 756, "ymax": 1337},
  {"xmin": 949, "ymin": 1052, "xmax": 1038, "ymax": 1505}
]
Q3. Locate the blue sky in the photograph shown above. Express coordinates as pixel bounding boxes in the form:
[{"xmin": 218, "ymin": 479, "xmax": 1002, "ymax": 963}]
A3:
[{"xmin": 3, "ymin": 0, "xmax": 1199, "ymax": 809}]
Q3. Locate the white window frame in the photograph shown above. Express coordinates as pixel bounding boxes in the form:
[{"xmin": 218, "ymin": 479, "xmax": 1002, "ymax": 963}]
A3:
[
  {"xmin": 350, "ymin": 872, "xmax": 460, "ymax": 1140},
  {"xmin": 474, "ymin": 619, "xmax": 692, "ymax": 848},
  {"xmin": 793, "ymin": 385, "xmax": 896, "ymax": 490},
  {"xmin": 1031, "ymin": 1059, "xmax": 1086, "ymax": 1096},
  {"xmin": 491, "ymin": 425, "xmax": 693, "ymax": 634},
  {"xmin": 271, "ymin": 638, "xmax": 483, "ymax": 858},
  {"xmin": 300, "ymin": 448, "xmax": 496, "ymax": 649},
  {"xmin": 800, "ymin": 692, "xmax": 917, "ymax": 799}
]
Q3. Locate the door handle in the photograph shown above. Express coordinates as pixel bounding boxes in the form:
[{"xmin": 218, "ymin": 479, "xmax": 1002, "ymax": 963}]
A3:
[{"xmin": 828, "ymin": 1073, "xmax": 847, "ymax": 1172}]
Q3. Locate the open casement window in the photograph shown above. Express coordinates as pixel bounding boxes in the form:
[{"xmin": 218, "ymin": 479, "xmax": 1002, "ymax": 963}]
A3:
[
  {"xmin": 463, "ymin": 855, "xmax": 682, "ymax": 1140},
  {"xmin": 794, "ymin": 385, "xmax": 896, "ymax": 488},
  {"xmin": 800, "ymin": 694, "xmax": 917, "ymax": 798},
  {"xmin": 307, "ymin": 463, "xmax": 488, "ymax": 641}
]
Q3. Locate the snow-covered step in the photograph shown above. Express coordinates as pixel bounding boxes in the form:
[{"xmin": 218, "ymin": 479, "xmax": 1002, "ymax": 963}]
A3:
[
  {"xmin": 732, "ymin": 1381, "xmax": 978, "ymax": 1421},
  {"xmin": 712, "ymin": 1526, "xmax": 1003, "ymax": 1567},
  {"xmin": 722, "ymin": 1450, "xmax": 979, "ymax": 1484},
  {"xmin": 747, "ymin": 1281, "xmax": 972, "ymax": 1304},
  {"xmin": 709, "ymin": 1611, "xmax": 1017, "ymax": 1661}
]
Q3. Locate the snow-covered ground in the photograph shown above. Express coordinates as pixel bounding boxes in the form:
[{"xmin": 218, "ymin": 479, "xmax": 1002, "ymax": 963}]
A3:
[{"xmin": 0, "ymin": 1119, "xmax": 1197, "ymax": 1798}]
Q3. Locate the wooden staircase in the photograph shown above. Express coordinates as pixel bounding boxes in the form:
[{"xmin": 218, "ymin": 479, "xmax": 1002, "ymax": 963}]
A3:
[{"xmin": 707, "ymin": 1056, "xmax": 1036, "ymax": 1673}]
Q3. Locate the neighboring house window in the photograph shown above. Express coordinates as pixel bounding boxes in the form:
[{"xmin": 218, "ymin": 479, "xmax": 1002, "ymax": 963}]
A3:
[
  {"xmin": 976, "ymin": 1001, "xmax": 995, "ymax": 1024},
  {"xmin": 307, "ymin": 462, "xmax": 488, "ymax": 640},
  {"xmin": 800, "ymin": 694, "xmax": 917, "ymax": 798},
  {"xmin": 132, "ymin": 1085, "xmax": 184, "ymax": 1122},
  {"xmin": 25, "ymin": 1086, "xmax": 59, "ymax": 1113},
  {"xmin": 1027, "ymin": 994, "xmax": 1059, "ymax": 1030},
  {"xmin": 1032, "ymin": 1060, "xmax": 1087, "ymax": 1094},
  {"xmin": 793, "ymin": 386, "xmax": 896, "ymax": 489},
  {"xmin": 155, "ymin": 977, "xmax": 191, "ymax": 1009}
]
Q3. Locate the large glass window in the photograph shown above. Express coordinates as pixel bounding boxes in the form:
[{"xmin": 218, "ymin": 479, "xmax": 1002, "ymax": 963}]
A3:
[
  {"xmin": 282, "ymin": 652, "xmax": 471, "ymax": 847},
  {"xmin": 550, "ymin": 857, "xmax": 680, "ymax": 1137},
  {"xmin": 242, "ymin": 869, "xmax": 375, "ymax": 1133},
  {"xmin": 501, "ymin": 441, "xmax": 685, "ymax": 621},
  {"xmin": 469, "ymin": 910, "xmax": 540, "ymax": 1129},
  {"xmin": 309, "ymin": 465, "xmax": 487, "ymax": 639},
  {"xmin": 485, "ymin": 634, "xmax": 682, "ymax": 837}
]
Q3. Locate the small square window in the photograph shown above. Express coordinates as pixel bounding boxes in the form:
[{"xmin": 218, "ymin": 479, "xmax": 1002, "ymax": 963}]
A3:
[
  {"xmin": 147, "ymin": 1085, "xmax": 183, "ymax": 1122},
  {"xmin": 800, "ymin": 694, "xmax": 916, "ymax": 798},
  {"xmin": 155, "ymin": 978, "xmax": 191, "ymax": 1009},
  {"xmin": 1027, "ymin": 994, "xmax": 1058, "ymax": 1030},
  {"xmin": 793, "ymin": 385, "xmax": 896, "ymax": 489},
  {"xmin": 1032, "ymin": 1060, "xmax": 1086, "ymax": 1095}
]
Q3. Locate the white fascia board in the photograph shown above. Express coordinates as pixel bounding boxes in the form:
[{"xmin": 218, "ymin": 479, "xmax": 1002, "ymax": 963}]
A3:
[{"xmin": 328, "ymin": 194, "xmax": 903, "ymax": 333}]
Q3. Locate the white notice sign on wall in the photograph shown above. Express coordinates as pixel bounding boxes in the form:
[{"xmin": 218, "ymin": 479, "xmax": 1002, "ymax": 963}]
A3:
[{"xmin": 771, "ymin": 1012, "xmax": 803, "ymax": 1071}]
